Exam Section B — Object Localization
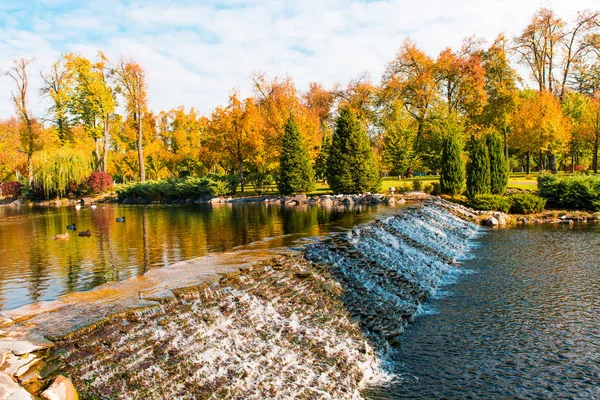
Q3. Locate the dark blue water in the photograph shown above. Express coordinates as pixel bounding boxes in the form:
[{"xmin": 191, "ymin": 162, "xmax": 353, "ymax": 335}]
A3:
[{"xmin": 367, "ymin": 224, "xmax": 600, "ymax": 399}]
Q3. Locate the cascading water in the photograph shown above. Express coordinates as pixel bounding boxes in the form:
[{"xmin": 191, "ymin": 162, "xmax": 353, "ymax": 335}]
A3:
[{"xmin": 48, "ymin": 198, "xmax": 480, "ymax": 399}]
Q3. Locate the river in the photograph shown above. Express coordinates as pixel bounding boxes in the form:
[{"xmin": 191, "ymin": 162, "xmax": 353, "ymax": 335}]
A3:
[{"xmin": 366, "ymin": 223, "xmax": 600, "ymax": 399}]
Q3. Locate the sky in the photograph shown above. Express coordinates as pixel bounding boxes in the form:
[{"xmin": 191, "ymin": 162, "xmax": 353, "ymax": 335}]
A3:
[{"xmin": 0, "ymin": 0, "xmax": 598, "ymax": 119}]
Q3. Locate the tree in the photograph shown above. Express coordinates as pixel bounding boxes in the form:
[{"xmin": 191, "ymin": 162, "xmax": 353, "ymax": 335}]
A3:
[
  {"xmin": 466, "ymin": 138, "xmax": 491, "ymax": 198},
  {"xmin": 278, "ymin": 116, "xmax": 315, "ymax": 195},
  {"xmin": 326, "ymin": 107, "xmax": 380, "ymax": 194},
  {"xmin": 380, "ymin": 100, "xmax": 419, "ymax": 176},
  {"xmin": 439, "ymin": 135, "xmax": 465, "ymax": 196},
  {"xmin": 486, "ymin": 130, "xmax": 509, "ymax": 194},
  {"xmin": 113, "ymin": 60, "xmax": 147, "ymax": 181},
  {"xmin": 6, "ymin": 58, "xmax": 41, "ymax": 186},
  {"xmin": 581, "ymin": 95, "xmax": 600, "ymax": 173},
  {"xmin": 40, "ymin": 57, "xmax": 74, "ymax": 143}
]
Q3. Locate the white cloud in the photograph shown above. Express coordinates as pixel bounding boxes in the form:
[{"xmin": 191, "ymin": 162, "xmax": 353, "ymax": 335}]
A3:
[{"xmin": 0, "ymin": 0, "xmax": 598, "ymax": 119}]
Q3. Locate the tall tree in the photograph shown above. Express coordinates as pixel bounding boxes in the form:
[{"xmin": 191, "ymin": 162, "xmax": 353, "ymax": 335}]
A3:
[
  {"xmin": 326, "ymin": 107, "xmax": 380, "ymax": 194},
  {"xmin": 581, "ymin": 95, "xmax": 600, "ymax": 173},
  {"xmin": 6, "ymin": 58, "xmax": 40, "ymax": 185},
  {"xmin": 113, "ymin": 60, "xmax": 147, "ymax": 181},
  {"xmin": 466, "ymin": 138, "xmax": 491, "ymax": 198},
  {"xmin": 40, "ymin": 57, "xmax": 74, "ymax": 143},
  {"xmin": 439, "ymin": 135, "xmax": 465, "ymax": 196},
  {"xmin": 278, "ymin": 116, "xmax": 315, "ymax": 195},
  {"xmin": 486, "ymin": 130, "xmax": 509, "ymax": 194}
]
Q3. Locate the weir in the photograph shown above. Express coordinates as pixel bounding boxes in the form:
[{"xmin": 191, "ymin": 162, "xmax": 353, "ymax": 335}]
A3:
[{"xmin": 0, "ymin": 198, "xmax": 480, "ymax": 399}]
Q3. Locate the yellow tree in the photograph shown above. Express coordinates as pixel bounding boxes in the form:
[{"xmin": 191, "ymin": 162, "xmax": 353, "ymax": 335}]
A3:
[
  {"xmin": 581, "ymin": 95, "xmax": 600, "ymax": 172},
  {"xmin": 40, "ymin": 57, "xmax": 74, "ymax": 143},
  {"xmin": 113, "ymin": 60, "xmax": 148, "ymax": 181},
  {"xmin": 208, "ymin": 93, "xmax": 263, "ymax": 192}
]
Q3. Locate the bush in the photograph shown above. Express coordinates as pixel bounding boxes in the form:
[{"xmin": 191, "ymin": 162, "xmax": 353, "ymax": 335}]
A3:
[
  {"xmin": 509, "ymin": 193, "xmax": 546, "ymax": 214},
  {"xmin": 248, "ymin": 172, "xmax": 274, "ymax": 194},
  {"xmin": 431, "ymin": 182, "xmax": 441, "ymax": 195},
  {"xmin": 0, "ymin": 181, "xmax": 23, "ymax": 198},
  {"xmin": 466, "ymin": 138, "xmax": 491, "ymax": 198},
  {"xmin": 469, "ymin": 194, "xmax": 511, "ymax": 213},
  {"xmin": 86, "ymin": 172, "xmax": 114, "ymax": 194},
  {"xmin": 412, "ymin": 179, "xmax": 423, "ymax": 191},
  {"xmin": 538, "ymin": 173, "xmax": 600, "ymax": 211},
  {"xmin": 440, "ymin": 135, "xmax": 465, "ymax": 196},
  {"xmin": 423, "ymin": 183, "xmax": 434, "ymax": 194},
  {"xmin": 116, "ymin": 177, "xmax": 229, "ymax": 202}
]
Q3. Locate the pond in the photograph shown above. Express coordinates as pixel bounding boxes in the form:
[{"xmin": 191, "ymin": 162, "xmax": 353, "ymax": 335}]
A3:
[
  {"xmin": 366, "ymin": 223, "xmax": 600, "ymax": 399},
  {"xmin": 0, "ymin": 202, "xmax": 396, "ymax": 311}
]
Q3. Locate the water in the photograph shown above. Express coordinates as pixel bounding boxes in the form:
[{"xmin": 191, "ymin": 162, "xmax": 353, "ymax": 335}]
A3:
[
  {"xmin": 0, "ymin": 202, "xmax": 396, "ymax": 311},
  {"xmin": 366, "ymin": 223, "xmax": 600, "ymax": 399}
]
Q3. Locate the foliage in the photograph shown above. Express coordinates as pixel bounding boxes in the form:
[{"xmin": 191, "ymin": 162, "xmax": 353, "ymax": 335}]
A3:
[
  {"xmin": 509, "ymin": 193, "xmax": 547, "ymax": 214},
  {"xmin": 278, "ymin": 116, "xmax": 315, "ymax": 195},
  {"xmin": 32, "ymin": 147, "xmax": 93, "ymax": 198},
  {"xmin": 412, "ymin": 179, "xmax": 423, "ymax": 191},
  {"xmin": 469, "ymin": 194, "xmax": 511, "ymax": 213},
  {"xmin": 116, "ymin": 177, "xmax": 230, "ymax": 201},
  {"xmin": 439, "ymin": 135, "xmax": 465, "ymax": 195},
  {"xmin": 422, "ymin": 183, "xmax": 434, "ymax": 194},
  {"xmin": 85, "ymin": 171, "xmax": 114, "ymax": 194},
  {"xmin": 326, "ymin": 107, "xmax": 381, "ymax": 194},
  {"xmin": 247, "ymin": 171, "xmax": 274, "ymax": 194},
  {"xmin": 466, "ymin": 138, "xmax": 491, "ymax": 198},
  {"xmin": 486, "ymin": 130, "xmax": 509, "ymax": 194},
  {"xmin": 0, "ymin": 181, "xmax": 23, "ymax": 198},
  {"xmin": 538, "ymin": 173, "xmax": 600, "ymax": 211}
]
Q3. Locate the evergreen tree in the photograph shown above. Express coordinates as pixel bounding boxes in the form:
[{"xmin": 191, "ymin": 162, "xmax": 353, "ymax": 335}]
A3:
[
  {"xmin": 466, "ymin": 138, "xmax": 491, "ymax": 198},
  {"xmin": 486, "ymin": 130, "xmax": 509, "ymax": 194},
  {"xmin": 278, "ymin": 115, "xmax": 315, "ymax": 195},
  {"xmin": 439, "ymin": 135, "xmax": 465, "ymax": 196},
  {"xmin": 326, "ymin": 107, "xmax": 381, "ymax": 194},
  {"xmin": 314, "ymin": 133, "xmax": 331, "ymax": 181}
]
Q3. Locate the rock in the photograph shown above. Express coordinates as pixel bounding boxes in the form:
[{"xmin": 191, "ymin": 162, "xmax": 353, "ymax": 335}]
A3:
[
  {"xmin": 482, "ymin": 216, "xmax": 499, "ymax": 227},
  {"xmin": 0, "ymin": 338, "xmax": 52, "ymax": 356},
  {"xmin": 40, "ymin": 375, "xmax": 78, "ymax": 400},
  {"xmin": 0, "ymin": 353, "xmax": 36, "ymax": 377},
  {"xmin": 293, "ymin": 194, "xmax": 307, "ymax": 202},
  {"xmin": 0, "ymin": 372, "xmax": 33, "ymax": 400}
]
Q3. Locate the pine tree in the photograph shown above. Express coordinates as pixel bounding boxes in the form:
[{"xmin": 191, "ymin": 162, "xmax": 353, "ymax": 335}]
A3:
[
  {"xmin": 486, "ymin": 131, "xmax": 509, "ymax": 194},
  {"xmin": 278, "ymin": 115, "xmax": 315, "ymax": 195},
  {"xmin": 466, "ymin": 138, "xmax": 491, "ymax": 198},
  {"xmin": 326, "ymin": 107, "xmax": 380, "ymax": 194},
  {"xmin": 439, "ymin": 135, "xmax": 465, "ymax": 196}
]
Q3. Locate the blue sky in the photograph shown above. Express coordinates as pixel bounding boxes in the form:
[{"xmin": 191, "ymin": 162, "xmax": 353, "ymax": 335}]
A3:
[{"xmin": 0, "ymin": 0, "xmax": 598, "ymax": 118}]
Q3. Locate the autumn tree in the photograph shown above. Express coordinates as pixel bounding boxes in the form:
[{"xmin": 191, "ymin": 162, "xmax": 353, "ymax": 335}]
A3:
[
  {"xmin": 113, "ymin": 59, "xmax": 147, "ymax": 181},
  {"xmin": 6, "ymin": 58, "xmax": 41, "ymax": 185},
  {"xmin": 278, "ymin": 116, "xmax": 315, "ymax": 195},
  {"xmin": 40, "ymin": 57, "xmax": 74, "ymax": 143},
  {"xmin": 326, "ymin": 107, "xmax": 380, "ymax": 194},
  {"xmin": 581, "ymin": 96, "xmax": 600, "ymax": 173}
]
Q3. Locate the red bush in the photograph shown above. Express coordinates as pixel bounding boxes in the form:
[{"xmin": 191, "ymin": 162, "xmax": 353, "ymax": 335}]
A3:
[
  {"xmin": 0, "ymin": 181, "xmax": 23, "ymax": 197},
  {"xmin": 87, "ymin": 172, "xmax": 114, "ymax": 194}
]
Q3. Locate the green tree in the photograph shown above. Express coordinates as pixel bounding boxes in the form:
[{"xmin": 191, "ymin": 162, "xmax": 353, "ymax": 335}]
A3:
[
  {"xmin": 439, "ymin": 135, "xmax": 465, "ymax": 196},
  {"xmin": 278, "ymin": 116, "xmax": 315, "ymax": 195},
  {"xmin": 314, "ymin": 132, "xmax": 331, "ymax": 181},
  {"xmin": 486, "ymin": 130, "xmax": 509, "ymax": 194},
  {"xmin": 326, "ymin": 107, "xmax": 380, "ymax": 194},
  {"xmin": 466, "ymin": 138, "xmax": 491, "ymax": 198}
]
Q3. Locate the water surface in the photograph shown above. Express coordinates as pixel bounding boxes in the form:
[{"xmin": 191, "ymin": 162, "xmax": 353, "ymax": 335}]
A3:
[
  {"xmin": 367, "ymin": 223, "xmax": 600, "ymax": 399},
  {"xmin": 0, "ymin": 202, "xmax": 396, "ymax": 311}
]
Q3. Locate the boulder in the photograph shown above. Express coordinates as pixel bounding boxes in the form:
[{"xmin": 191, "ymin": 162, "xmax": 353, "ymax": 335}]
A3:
[
  {"xmin": 482, "ymin": 216, "xmax": 499, "ymax": 227},
  {"xmin": 40, "ymin": 375, "xmax": 78, "ymax": 400},
  {"xmin": 0, "ymin": 372, "xmax": 33, "ymax": 400}
]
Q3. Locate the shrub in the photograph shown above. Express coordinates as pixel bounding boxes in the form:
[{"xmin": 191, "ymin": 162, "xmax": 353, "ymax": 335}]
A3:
[
  {"xmin": 412, "ymin": 179, "xmax": 423, "ymax": 191},
  {"xmin": 509, "ymin": 193, "xmax": 546, "ymax": 214},
  {"xmin": 86, "ymin": 172, "xmax": 114, "ymax": 194},
  {"xmin": 440, "ymin": 135, "xmax": 465, "ymax": 196},
  {"xmin": 469, "ymin": 194, "xmax": 511, "ymax": 213},
  {"xmin": 423, "ymin": 183, "xmax": 434, "ymax": 194},
  {"xmin": 0, "ymin": 181, "xmax": 23, "ymax": 197},
  {"xmin": 538, "ymin": 173, "xmax": 600, "ymax": 211},
  {"xmin": 248, "ymin": 172, "xmax": 274, "ymax": 194},
  {"xmin": 431, "ymin": 182, "xmax": 441, "ymax": 195},
  {"xmin": 116, "ymin": 177, "xmax": 229, "ymax": 202},
  {"xmin": 466, "ymin": 138, "xmax": 491, "ymax": 198}
]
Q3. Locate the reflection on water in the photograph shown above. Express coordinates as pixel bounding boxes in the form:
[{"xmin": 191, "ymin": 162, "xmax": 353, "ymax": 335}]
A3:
[
  {"xmin": 366, "ymin": 223, "xmax": 600, "ymax": 399},
  {"xmin": 0, "ymin": 202, "xmax": 395, "ymax": 311}
]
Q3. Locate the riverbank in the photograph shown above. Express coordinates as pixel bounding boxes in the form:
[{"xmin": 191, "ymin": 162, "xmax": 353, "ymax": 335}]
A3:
[{"xmin": 0, "ymin": 198, "xmax": 478, "ymax": 399}]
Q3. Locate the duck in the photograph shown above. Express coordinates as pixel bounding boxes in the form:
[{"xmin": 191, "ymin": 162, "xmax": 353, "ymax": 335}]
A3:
[
  {"xmin": 90, "ymin": 204, "xmax": 97, "ymax": 209},
  {"xmin": 75, "ymin": 204, "xmax": 82, "ymax": 210},
  {"xmin": 116, "ymin": 216, "xmax": 126, "ymax": 222},
  {"xmin": 53, "ymin": 232, "xmax": 69, "ymax": 240},
  {"xmin": 78, "ymin": 229, "xmax": 92, "ymax": 237},
  {"xmin": 67, "ymin": 223, "xmax": 76, "ymax": 231}
]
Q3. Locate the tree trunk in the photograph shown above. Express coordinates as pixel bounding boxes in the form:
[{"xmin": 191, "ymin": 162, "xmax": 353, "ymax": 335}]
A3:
[
  {"xmin": 27, "ymin": 154, "xmax": 33, "ymax": 186},
  {"xmin": 526, "ymin": 151, "xmax": 530, "ymax": 175},
  {"xmin": 137, "ymin": 109, "xmax": 145, "ymax": 182},
  {"xmin": 594, "ymin": 129, "xmax": 599, "ymax": 174},
  {"xmin": 549, "ymin": 153, "xmax": 556, "ymax": 174},
  {"xmin": 571, "ymin": 152, "xmax": 575, "ymax": 174},
  {"xmin": 239, "ymin": 159, "xmax": 245, "ymax": 193},
  {"xmin": 503, "ymin": 128, "xmax": 508, "ymax": 159},
  {"xmin": 94, "ymin": 138, "xmax": 101, "ymax": 171},
  {"xmin": 538, "ymin": 150, "xmax": 543, "ymax": 172},
  {"xmin": 102, "ymin": 114, "xmax": 110, "ymax": 173}
]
